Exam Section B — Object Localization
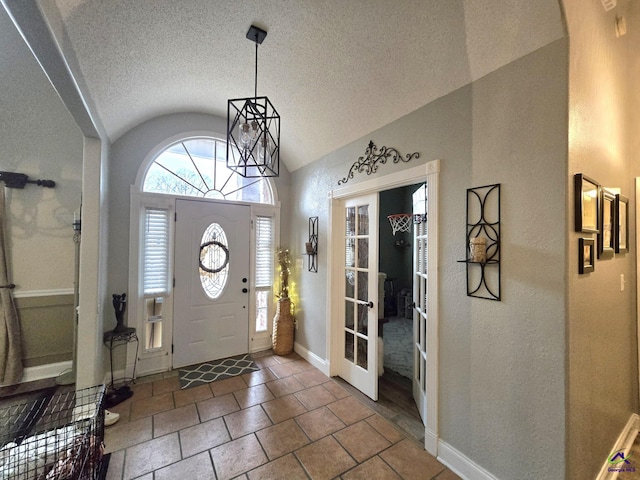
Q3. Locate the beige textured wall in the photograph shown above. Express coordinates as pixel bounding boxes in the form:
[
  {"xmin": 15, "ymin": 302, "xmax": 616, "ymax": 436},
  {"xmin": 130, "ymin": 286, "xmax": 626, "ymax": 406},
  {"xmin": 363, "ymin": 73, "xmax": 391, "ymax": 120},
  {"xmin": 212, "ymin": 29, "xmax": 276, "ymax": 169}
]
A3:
[
  {"xmin": 15, "ymin": 295, "xmax": 74, "ymax": 367},
  {"xmin": 0, "ymin": 8, "xmax": 83, "ymax": 293},
  {"xmin": 565, "ymin": 0, "xmax": 640, "ymax": 478}
]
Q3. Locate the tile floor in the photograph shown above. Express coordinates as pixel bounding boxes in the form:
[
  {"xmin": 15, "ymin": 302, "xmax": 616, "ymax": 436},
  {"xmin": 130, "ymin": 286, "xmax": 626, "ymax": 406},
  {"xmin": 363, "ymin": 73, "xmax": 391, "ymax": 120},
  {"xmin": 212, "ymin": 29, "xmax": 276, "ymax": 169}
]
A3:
[{"xmin": 104, "ymin": 351, "xmax": 459, "ymax": 480}]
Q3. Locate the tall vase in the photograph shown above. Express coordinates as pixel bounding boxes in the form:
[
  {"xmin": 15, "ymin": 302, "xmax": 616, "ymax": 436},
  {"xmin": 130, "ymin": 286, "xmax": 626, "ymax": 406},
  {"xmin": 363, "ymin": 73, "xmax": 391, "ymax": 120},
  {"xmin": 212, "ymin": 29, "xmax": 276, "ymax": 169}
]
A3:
[{"xmin": 272, "ymin": 297, "xmax": 294, "ymax": 355}]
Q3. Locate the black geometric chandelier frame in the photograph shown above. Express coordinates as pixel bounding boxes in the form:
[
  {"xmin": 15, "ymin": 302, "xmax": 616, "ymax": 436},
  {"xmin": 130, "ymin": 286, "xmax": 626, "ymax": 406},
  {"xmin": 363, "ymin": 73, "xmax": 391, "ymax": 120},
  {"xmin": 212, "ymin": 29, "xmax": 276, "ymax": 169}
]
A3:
[{"xmin": 227, "ymin": 25, "xmax": 280, "ymax": 178}]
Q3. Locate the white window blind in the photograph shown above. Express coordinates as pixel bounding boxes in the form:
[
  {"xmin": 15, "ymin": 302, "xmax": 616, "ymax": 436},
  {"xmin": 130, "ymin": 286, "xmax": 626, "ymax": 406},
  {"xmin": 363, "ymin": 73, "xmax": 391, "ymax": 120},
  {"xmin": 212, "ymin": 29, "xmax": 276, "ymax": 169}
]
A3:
[
  {"xmin": 255, "ymin": 216, "xmax": 274, "ymax": 287},
  {"xmin": 143, "ymin": 207, "xmax": 170, "ymax": 295}
]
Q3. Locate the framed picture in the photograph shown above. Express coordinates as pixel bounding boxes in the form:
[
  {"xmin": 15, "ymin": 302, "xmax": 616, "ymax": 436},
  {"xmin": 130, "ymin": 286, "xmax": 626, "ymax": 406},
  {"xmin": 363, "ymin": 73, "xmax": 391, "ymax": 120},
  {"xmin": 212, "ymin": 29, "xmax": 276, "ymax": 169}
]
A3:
[
  {"xmin": 579, "ymin": 238, "xmax": 595, "ymax": 274},
  {"xmin": 599, "ymin": 188, "xmax": 616, "ymax": 259},
  {"xmin": 615, "ymin": 194, "xmax": 629, "ymax": 253},
  {"xmin": 574, "ymin": 174, "xmax": 599, "ymax": 233}
]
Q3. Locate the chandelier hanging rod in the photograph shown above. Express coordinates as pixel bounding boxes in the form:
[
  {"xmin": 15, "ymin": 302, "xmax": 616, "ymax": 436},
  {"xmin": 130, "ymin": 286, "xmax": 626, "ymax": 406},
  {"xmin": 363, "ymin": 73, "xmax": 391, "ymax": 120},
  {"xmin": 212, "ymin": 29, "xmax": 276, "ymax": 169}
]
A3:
[{"xmin": 247, "ymin": 25, "xmax": 267, "ymax": 101}]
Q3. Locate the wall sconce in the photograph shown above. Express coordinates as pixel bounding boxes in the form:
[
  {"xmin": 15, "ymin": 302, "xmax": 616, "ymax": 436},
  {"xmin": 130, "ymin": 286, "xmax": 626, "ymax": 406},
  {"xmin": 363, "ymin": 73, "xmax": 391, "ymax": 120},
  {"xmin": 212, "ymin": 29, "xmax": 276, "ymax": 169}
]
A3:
[{"xmin": 305, "ymin": 217, "xmax": 318, "ymax": 272}]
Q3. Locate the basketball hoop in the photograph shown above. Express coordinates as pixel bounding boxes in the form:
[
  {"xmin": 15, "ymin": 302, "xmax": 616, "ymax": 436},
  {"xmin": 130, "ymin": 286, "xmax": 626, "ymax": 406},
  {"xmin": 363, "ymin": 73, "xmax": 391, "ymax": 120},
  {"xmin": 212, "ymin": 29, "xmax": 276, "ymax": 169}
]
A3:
[{"xmin": 388, "ymin": 214, "xmax": 412, "ymax": 235}]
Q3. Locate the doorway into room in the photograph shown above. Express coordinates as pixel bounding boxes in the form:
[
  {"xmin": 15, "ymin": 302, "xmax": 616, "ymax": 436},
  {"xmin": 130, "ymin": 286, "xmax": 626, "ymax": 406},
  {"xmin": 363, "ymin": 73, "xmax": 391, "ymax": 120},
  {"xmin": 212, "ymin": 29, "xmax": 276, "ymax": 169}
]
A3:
[{"xmin": 328, "ymin": 160, "xmax": 440, "ymax": 454}]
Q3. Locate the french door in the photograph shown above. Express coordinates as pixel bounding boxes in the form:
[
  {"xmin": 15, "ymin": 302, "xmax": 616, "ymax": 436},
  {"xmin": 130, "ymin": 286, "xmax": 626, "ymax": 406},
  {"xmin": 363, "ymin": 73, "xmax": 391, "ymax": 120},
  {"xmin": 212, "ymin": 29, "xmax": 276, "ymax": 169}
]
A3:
[
  {"xmin": 412, "ymin": 183, "xmax": 428, "ymax": 423},
  {"xmin": 338, "ymin": 193, "xmax": 379, "ymax": 400},
  {"xmin": 173, "ymin": 199, "xmax": 250, "ymax": 368}
]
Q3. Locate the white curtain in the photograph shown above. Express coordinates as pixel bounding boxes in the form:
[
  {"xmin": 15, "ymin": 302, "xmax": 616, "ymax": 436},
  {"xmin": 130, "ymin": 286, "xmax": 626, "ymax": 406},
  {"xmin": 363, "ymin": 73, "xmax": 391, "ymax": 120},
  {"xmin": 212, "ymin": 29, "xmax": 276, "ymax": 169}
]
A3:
[{"xmin": 0, "ymin": 187, "xmax": 23, "ymax": 385}]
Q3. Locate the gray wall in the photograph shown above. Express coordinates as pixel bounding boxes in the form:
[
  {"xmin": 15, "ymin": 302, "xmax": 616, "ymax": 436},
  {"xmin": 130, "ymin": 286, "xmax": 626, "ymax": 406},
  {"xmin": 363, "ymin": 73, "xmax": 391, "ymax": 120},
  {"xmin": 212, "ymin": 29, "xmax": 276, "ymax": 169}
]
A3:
[
  {"xmin": 565, "ymin": 0, "xmax": 640, "ymax": 478},
  {"xmin": 289, "ymin": 39, "xmax": 568, "ymax": 479}
]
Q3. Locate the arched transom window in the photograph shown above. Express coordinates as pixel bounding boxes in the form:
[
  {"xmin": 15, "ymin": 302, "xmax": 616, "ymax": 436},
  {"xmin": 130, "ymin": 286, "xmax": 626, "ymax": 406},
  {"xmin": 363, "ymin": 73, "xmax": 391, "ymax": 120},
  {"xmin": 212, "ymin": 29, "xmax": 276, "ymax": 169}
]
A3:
[{"xmin": 143, "ymin": 137, "xmax": 274, "ymax": 204}]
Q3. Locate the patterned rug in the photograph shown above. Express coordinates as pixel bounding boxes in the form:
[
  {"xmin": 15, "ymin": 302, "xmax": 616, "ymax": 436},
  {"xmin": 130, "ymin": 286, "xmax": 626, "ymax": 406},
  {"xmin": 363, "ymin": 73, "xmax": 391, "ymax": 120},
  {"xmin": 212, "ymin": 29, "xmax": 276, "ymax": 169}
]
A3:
[
  {"xmin": 179, "ymin": 354, "xmax": 259, "ymax": 390},
  {"xmin": 383, "ymin": 317, "xmax": 413, "ymax": 379}
]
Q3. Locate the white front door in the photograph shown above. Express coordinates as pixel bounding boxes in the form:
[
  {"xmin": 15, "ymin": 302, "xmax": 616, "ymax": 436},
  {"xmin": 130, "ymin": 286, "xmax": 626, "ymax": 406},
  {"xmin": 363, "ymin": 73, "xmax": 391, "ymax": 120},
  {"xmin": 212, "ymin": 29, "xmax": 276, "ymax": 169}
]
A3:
[
  {"xmin": 412, "ymin": 184, "xmax": 428, "ymax": 423},
  {"xmin": 338, "ymin": 194, "xmax": 379, "ymax": 400},
  {"xmin": 173, "ymin": 199, "xmax": 250, "ymax": 368}
]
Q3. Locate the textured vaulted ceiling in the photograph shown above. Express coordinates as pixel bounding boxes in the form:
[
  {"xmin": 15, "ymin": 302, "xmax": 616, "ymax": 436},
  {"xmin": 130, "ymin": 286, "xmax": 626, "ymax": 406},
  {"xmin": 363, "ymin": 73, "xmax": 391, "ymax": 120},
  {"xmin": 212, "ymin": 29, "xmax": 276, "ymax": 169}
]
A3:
[{"xmin": 48, "ymin": 0, "xmax": 565, "ymax": 171}]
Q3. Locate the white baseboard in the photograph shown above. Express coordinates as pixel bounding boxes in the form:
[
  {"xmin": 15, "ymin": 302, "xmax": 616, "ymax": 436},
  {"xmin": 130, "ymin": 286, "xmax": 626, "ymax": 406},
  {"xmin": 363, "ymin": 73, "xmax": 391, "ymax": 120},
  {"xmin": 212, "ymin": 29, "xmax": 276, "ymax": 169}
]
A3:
[
  {"xmin": 294, "ymin": 342, "xmax": 329, "ymax": 376},
  {"xmin": 596, "ymin": 413, "xmax": 640, "ymax": 480},
  {"xmin": 438, "ymin": 440, "xmax": 499, "ymax": 480},
  {"xmin": 424, "ymin": 427, "xmax": 438, "ymax": 456},
  {"xmin": 16, "ymin": 361, "xmax": 73, "ymax": 384}
]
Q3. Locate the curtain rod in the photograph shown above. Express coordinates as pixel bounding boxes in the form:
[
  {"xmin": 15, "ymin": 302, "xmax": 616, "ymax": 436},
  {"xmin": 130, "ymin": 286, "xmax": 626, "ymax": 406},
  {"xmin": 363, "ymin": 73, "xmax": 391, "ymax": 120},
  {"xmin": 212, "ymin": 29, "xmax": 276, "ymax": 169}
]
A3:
[{"xmin": 0, "ymin": 171, "xmax": 55, "ymax": 189}]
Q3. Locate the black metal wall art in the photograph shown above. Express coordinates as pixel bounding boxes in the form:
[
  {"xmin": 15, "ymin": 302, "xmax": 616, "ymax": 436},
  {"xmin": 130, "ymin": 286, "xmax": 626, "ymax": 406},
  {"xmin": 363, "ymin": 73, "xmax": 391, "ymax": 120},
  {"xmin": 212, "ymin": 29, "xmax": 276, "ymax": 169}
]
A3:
[
  {"xmin": 457, "ymin": 183, "xmax": 501, "ymax": 300},
  {"xmin": 337, "ymin": 140, "xmax": 419, "ymax": 185},
  {"xmin": 305, "ymin": 217, "xmax": 318, "ymax": 273}
]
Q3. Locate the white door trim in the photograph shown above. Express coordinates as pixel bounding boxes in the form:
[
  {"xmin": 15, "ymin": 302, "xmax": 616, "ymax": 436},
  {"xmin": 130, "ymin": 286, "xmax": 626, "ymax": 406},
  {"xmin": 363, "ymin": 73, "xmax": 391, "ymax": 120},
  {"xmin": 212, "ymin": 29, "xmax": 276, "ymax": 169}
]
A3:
[{"xmin": 327, "ymin": 159, "xmax": 440, "ymax": 455}]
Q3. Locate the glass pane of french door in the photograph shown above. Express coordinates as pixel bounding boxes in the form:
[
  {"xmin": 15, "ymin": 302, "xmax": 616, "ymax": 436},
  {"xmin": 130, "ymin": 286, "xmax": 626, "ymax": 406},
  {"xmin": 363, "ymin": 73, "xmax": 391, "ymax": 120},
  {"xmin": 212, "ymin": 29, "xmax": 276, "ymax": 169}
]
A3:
[{"xmin": 340, "ymin": 194, "xmax": 378, "ymax": 400}]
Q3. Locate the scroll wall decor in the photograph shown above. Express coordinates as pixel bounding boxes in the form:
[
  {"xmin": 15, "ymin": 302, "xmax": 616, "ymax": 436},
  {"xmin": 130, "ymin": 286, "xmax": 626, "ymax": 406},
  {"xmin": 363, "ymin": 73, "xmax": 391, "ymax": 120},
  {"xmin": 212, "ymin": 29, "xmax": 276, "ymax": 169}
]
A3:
[{"xmin": 337, "ymin": 140, "xmax": 420, "ymax": 185}]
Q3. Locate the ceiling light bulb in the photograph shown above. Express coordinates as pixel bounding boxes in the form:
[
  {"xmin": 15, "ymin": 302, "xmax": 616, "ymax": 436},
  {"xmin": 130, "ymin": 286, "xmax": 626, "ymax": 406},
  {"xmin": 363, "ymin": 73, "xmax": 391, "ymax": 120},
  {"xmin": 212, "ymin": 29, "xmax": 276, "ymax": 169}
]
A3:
[
  {"xmin": 238, "ymin": 121, "xmax": 259, "ymax": 150},
  {"xmin": 258, "ymin": 136, "xmax": 271, "ymax": 165}
]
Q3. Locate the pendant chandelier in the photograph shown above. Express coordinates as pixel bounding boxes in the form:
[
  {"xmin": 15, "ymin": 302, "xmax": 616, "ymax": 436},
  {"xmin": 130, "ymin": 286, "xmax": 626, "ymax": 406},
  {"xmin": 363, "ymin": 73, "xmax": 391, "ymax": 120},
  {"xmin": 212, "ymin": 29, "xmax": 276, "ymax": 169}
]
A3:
[{"xmin": 226, "ymin": 25, "xmax": 280, "ymax": 178}]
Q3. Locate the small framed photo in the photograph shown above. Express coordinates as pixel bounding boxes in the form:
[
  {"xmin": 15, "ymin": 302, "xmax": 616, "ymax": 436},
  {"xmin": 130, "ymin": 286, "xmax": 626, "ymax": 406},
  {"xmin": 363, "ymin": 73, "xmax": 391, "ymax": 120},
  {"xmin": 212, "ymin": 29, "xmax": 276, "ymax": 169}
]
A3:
[
  {"xmin": 579, "ymin": 238, "xmax": 595, "ymax": 274},
  {"xmin": 574, "ymin": 174, "xmax": 599, "ymax": 233},
  {"xmin": 599, "ymin": 188, "xmax": 616, "ymax": 259},
  {"xmin": 615, "ymin": 194, "xmax": 629, "ymax": 253}
]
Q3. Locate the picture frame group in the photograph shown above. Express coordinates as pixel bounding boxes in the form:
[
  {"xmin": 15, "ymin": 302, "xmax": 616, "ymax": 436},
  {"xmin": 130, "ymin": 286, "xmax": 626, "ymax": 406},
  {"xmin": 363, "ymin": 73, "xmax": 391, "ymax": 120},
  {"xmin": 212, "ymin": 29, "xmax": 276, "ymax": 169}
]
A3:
[{"xmin": 574, "ymin": 173, "xmax": 629, "ymax": 274}]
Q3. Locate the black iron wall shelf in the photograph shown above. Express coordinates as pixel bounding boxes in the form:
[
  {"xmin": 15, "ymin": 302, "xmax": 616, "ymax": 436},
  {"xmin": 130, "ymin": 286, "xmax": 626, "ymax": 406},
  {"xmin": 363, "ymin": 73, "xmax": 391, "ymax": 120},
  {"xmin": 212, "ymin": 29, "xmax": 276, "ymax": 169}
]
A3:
[
  {"xmin": 457, "ymin": 183, "xmax": 501, "ymax": 300},
  {"xmin": 305, "ymin": 216, "xmax": 318, "ymax": 273}
]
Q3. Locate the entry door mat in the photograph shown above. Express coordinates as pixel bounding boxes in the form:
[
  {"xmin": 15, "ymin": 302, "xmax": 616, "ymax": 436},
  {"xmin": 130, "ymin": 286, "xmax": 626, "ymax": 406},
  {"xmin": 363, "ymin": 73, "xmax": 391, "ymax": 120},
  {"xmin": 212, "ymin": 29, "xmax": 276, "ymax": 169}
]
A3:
[{"xmin": 179, "ymin": 354, "xmax": 259, "ymax": 390}]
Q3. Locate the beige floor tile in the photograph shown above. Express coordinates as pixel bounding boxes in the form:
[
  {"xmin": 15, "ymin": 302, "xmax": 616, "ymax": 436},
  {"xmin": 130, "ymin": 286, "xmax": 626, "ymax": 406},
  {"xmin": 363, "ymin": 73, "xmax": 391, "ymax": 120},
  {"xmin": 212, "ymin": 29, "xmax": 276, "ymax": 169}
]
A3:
[
  {"xmin": 247, "ymin": 453, "xmax": 308, "ymax": 480},
  {"xmin": 210, "ymin": 375, "xmax": 248, "ymax": 396},
  {"xmin": 210, "ymin": 434, "xmax": 268, "ymax": 480},
  {"xmin": 153, "ymin": 403, "xmax": 199, "ymax": 437},
  {"xmin": 295, "ymin": 436, "xmax": 356, "ymax": 480},
  {"xmin": 105, "ymin": 449, "xmax": 124, "ymax": 480},
  {"xmin": 253, "ymin": 355, "xmax": 280, "ymax": 369},
  {"xmin": 435, "ymin": 469, "xmax": 463, "ymax": 480},
  {"xmin": 261, "ymin": 394, "xmax": 307, "ymax": 424},
  {"xmin": 197, "ymin": 393, "xmax": 240, "ymax": 421},
  {"xmin": 180, "ymin": 417, "xmax": 231, "ymax": 457},
  {"xmin": 162, "ymin": 369, "xmax": 179, "ymax": 378},
  {"xmin": 327, "ymin": 396, "xmax": 375, "ymax": 425},
  {"xmin": 154, "ymin": 451, "xmax": 214, "ymax": 480},
  {"xmin": 134, "ymin": 373, "xmax": 165, "ymax": 384},
  {"xmin": 123, "ymin": 433, "xmax": 181, "ymax": 479},
  {"xmin": 242, "ymin": 368, "xmax": 277, "ymax": 386},
  {"xmin": 380, "ymin": 439, "xmax": 445, "ymax": 479},
  {"xmin": 107, "ymin": 398, "xmax": 131, "ymax": 424},
  {"xmin": 224, "ymin": 404, "xmax": 272, "ymax": 438},
  {"xmin": 341, "ymin": 456, "xmax": 402, "ymax": 480},
  {"xmin": 256, "ymin": 418, "xmax": 310, "ymax": 460},
  {"xmin": 152, "ymin": 376, "xmax": 181, "ymax": 396},
  {"xmin": 104, "ymin": 416, "xmax": 152, "ymax": 453},
  {"xmin": 295, "ymin": 406, "xmax": 346, "ymax": 441},
  {"xmin": 322, "ymin": 380, "xmax": 351, "ymax": 399},
  {"xmin": 269, "ymin": 361, "xmax": 304, "ymax": 379},
  {"xmin": 365, "ymin": 414, "xmax": 405, "ymax": 444},
  {"xmin": 293, "ymin": 368, "xmax": 329, "ymax": 388},
  {"xmin": 265, "ymin": 376, "xmax": 306, "ymax": 397},
  {"xmin": 334, "ymin": 420, "xmax": 391, "ymax": 462},
  {"xmin": 294, "ymin": 384, "xmax": 337, "ymax": 410},
  {"xmin": 173, "ymin": 383, "xmax": 213, "ymax": 408},
  {"xmin": 128, "ymin": 381, "xmax": 153, "ymax": 401},
  {"xmin": 130, "ymin": 392, "xmax": 174, "ymax": 420},
  {"xmin": 234, "ymin": 383, "xmax": 275, "ymax": 408},
  {"xmin": 272, "ymin": 352, "xmax": 303, "ymax": 363}
]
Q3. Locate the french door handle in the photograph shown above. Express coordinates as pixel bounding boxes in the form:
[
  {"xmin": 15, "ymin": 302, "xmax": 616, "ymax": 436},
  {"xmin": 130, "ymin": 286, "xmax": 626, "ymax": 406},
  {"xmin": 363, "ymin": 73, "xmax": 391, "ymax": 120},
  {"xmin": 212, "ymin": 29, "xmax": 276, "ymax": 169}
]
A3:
[{"xmin": 356, "ymin": 300, "xmax": 374, "ymax": 309}]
